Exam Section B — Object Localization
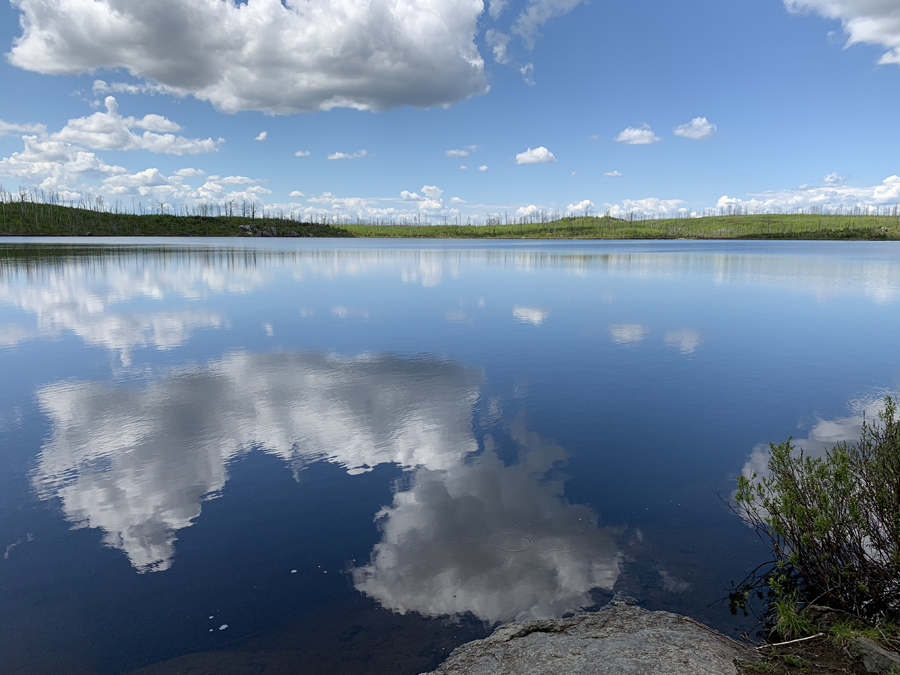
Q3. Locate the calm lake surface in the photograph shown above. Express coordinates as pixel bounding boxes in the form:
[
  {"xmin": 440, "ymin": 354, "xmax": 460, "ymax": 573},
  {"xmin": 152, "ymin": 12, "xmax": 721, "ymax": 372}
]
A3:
[{"xmin": 1, "ymin": 238, "xmax": 899, "ymax": 674}]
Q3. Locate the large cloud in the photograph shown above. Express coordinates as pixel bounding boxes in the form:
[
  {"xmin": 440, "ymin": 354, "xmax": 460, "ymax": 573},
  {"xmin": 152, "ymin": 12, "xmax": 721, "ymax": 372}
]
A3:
[
  {"xmin": 785, "ymin": 0, "xmax": 900, "ymax": 65},
  {"xmin": 352, "ymin": 420, "xmax": 622, "ymax": 622},
  {"xmin": 33, "ymin": 351, "xmax": 481, "ymax": 571},
  {"xmin": 7, "ymin": 0, "xmax": 488, "ymax": 113}
]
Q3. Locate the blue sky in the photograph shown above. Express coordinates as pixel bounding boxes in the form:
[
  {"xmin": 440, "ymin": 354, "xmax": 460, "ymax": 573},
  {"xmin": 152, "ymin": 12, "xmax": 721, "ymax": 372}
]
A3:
[{"xmin": 1, "ymin": 0, "xmax": 899, "ymax": 221}]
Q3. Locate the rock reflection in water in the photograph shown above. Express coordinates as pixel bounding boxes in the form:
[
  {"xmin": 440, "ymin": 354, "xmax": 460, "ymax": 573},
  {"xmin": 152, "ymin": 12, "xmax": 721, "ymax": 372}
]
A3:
[
  {"xmin": 352, "ymin": 418, "xmax": 622, "ymax": 623},
  {"xmin": 33, "ymin": 351, "xmax": 480, "ymax": 571}
]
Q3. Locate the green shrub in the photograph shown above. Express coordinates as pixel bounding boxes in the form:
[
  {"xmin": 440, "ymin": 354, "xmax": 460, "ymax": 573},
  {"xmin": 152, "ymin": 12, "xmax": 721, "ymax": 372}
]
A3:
[{"xmin": 732, "ymin": 397, "xmax": 900, "ymax": 624}]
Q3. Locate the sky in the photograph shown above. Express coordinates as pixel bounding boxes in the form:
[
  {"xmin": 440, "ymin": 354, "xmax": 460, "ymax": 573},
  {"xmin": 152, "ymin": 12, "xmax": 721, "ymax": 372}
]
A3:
[{"xmin": 0, "ymin": 0, "xmax": 899, "ymax": 222}]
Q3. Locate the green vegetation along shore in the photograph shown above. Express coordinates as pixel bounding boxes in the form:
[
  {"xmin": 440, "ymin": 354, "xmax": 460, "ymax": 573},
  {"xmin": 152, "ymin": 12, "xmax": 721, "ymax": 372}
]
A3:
[{"xmin": 1, "ymin": 198, "xmax": 899, "ymax": 239}]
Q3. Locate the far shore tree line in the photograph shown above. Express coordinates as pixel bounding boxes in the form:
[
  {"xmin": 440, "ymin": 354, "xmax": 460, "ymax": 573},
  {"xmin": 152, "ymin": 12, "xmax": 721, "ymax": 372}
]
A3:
[{"xmin": 1, "ymin": 186, "xmax": 899, "ymax": 239}]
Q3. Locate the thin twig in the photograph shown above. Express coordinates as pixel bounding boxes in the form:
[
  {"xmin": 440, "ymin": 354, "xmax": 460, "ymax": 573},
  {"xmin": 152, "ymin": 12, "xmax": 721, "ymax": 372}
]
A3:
[
  {"xmin": 756, "ymin": 632, "xmax": 825, "ymax": 650},
  {"xmin": 680, "ymin": 617, "xmax": 758, "ymax": 650}
]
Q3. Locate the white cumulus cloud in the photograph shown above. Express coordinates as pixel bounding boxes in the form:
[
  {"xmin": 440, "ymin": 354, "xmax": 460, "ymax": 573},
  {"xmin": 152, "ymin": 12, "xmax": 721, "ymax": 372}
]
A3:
[
  {"xmin": 445, "ymin": 145, "xmax": 476, "ymax": 157},
  {"xmin": 254, "ymin": 131, "xmax": 267, "ymax": 142},
  {"xmin": 673, "ymin": 117, "xmax": 716, "ymax": 140},
  {"xmin": 478, "ymin": 165, "xmax": 488, "ymax": 171},
  {"xmin": 515, "ymin": 146, "xmax": 556, "ymax": 164},
  {"xmin": 567, "ymin": 199, "xmax": 593, "ymax": 215},
  {"xmin": 328, "ymin": 150, "xmax": 368, "ymax": 160},
  {"xmin": 605, "ymin": 198, "xmax": 686, "ymax": 218},
  {"xmin": 294, "ymin": 150, "xmax": 310, "ymax": 157},
  {"xmin": 7, "ymin": 0, "xmax": 488, "ymax": 113},
  {"xmin": 53, "ymin": 97, "xmax": 220, "ymax": 155},
  {"xmin": 603, "ymin": 170, "xmax": 623, "ymax": 177},
  {"xmin": 718, "ymin": 175, "xmax": 900, "ymax": 212},
  {"xmin": 615, "ymin": 124, "xmax": 661, "ymax": 145}
]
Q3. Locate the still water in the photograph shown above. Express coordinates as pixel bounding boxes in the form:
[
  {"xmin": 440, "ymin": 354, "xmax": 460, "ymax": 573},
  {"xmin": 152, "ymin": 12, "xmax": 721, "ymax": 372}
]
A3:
[{"xmin": 1, "ymin": 238, "xmax": 898, "ymax": 674}]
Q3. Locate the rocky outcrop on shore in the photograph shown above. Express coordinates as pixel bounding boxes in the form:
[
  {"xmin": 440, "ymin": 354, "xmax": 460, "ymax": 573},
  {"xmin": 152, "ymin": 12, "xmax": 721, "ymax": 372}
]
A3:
[{"xmin": 421, "ymin": 603, "xmax": 758, "ymax": 675}]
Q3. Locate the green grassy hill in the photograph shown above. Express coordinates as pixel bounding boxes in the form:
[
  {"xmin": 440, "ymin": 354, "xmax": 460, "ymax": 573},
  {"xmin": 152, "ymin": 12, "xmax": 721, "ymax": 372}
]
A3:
[{"xmin": 1, "ymin": 198, "xmax": 898, "ymax": 240}]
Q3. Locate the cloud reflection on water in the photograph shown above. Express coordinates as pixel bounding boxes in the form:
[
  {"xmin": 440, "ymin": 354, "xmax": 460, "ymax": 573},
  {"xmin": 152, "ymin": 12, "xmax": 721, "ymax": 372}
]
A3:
[
  {"xmin": 34, "ymin": 351, "xmax": 480, "ymax": 571},
  {"xmin": 740, "ymin": 393, "xmax": 897, "ymax": 483},
  {"xmin": 33, "ymin": 348, "xmax": 624, "ymax": 624},
  {"xmin": 352, "ymin": 417, "xmax": 622, "ymax": 623}
]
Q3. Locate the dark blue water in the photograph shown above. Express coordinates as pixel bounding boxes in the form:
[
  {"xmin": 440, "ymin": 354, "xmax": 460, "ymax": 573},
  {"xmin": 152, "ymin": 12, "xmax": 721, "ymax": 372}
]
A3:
[{"xmin": 1, "ymin": 238, "xmax": 898, "ymax": 674}]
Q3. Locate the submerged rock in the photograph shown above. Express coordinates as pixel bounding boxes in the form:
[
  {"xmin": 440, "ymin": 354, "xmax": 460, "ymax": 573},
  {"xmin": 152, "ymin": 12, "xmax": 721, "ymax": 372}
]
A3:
[{"xmin": 421, "ymin": 605, "xmax": 757, "ymax": 675}]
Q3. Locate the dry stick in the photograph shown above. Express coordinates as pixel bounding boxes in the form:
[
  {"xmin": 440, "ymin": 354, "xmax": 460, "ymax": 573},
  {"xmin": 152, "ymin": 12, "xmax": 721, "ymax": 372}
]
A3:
[
  {"xmin": 680, "ymin": 616, "xmax": 758, "ymax": 651},
  {"xmin": 756, "ymin": 632, "xmax": 825, "ymax": 650}
]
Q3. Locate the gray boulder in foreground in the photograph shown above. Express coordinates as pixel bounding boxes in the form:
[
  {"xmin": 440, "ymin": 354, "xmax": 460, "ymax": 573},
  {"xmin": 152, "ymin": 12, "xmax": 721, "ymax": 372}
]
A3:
[{"xmin": 421, "ymin": 605, "xmax": 758, "ymax": 675}]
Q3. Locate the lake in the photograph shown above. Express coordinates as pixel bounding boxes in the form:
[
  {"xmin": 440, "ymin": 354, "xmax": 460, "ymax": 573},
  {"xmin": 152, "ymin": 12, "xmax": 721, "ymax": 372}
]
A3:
[{"xmin": 1, "ymin": 238, "xmax": 898, "ymax": 674}]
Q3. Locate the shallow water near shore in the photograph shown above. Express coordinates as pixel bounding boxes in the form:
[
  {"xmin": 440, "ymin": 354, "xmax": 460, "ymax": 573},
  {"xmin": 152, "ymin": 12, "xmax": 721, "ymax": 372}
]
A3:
[{"xmin": 1, "ymin": 238, "xmax": 898, "ymax": 674}]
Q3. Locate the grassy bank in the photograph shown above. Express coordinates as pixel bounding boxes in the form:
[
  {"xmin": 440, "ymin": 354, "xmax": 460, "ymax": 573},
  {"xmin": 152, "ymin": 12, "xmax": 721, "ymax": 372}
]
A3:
[
  {"xmin": 1, "ymin": 198, "xmax": 899, "ymax": 239},
  {"xmin": 0, "ymin": 200, "xmax": 351, "ymax": 238},
  {"xmin": 343, "ymin": 213, "xmax": 900, "ymax": 239}
]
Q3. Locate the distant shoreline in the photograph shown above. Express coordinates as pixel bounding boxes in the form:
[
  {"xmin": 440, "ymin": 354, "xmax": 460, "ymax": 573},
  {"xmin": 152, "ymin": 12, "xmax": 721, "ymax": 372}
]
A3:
[{"xmin": 1, "ymin": 200, "xmax": 898, "ymax": 240}]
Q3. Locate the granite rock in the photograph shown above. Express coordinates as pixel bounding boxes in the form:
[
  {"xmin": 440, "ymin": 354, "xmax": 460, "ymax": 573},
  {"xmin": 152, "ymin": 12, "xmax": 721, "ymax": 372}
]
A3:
[{"xmin": 421, "ymin": 605, "xmax": 757, "ymax": 675}]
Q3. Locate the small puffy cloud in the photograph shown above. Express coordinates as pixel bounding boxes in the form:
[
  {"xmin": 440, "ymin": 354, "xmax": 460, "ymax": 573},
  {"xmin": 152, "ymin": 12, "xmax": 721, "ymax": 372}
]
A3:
[
  {"xmin": 52, "ymin": 96, "xmax": 220, "ymax": 155},
  {"xmin": 446, "ymin": 145, "xmax": 476, "ymax": 157},
  {"xmin": 460, "ymin": 165, "xmax": 468, "ymax": 170},
  {"xmin": 421, "ymin": 185, "xmax": 444, "ymax": 200},
  {"xmin": 785, "ymin": 0, "xmax": 900, "ymax": 66},
  {"xmin": 516, "ymin": 204, "xmax": 540, "ymax": 218},
  {"xmin": 401, "ymin": 191, "xmax": 423, "ymax": 201},
  {"xmin": 673, "ymin": 117, "xmax": 716, "ymax": 140},
  {"xmin": 289, "ymin": 190, "xmax": 305, "ymax": 198},
  {"xmin": 478, "ymin": 165, "xmax": 488, "ymax": 171},
  {"xmin": 294, "ymin": 150, "xmax": 310, "ymax": 157},
  {"xmin": 566, "ymin": 199, "xmax": 593, "ymax": 215},
  {"xmin": 8, "ymin": 0, "xmax": 489, "ymax": 113},
  {"xmin": 822, "ymin": 172, "xmax": 847, "ymax": 186},
  {"xmin": 615, "ymin": 124, "xmax": 661, "ymax": 145},
  {"xmin": 254, "ymin": 131, "xmax": 267, "ymax": 142},
  {"xmin": 603, "ymin": 170, "xmax": 623, "ymax": 177},
  {"xmin": 519, "ymin": 62, "xmax": 535, "ymax": 85},
  {"xmin": 449, "ymin": 197, "xmax": 466, "ymax": 204},
  {"xmin": 515, "ymin": 146, "xmax": 556, "ymax": 164},
  {"xmin": 484, "ymin": 29, "xmax": 512, "ymax": 64},
  {"xmin": 328, "ymin": 150, "xmax": 367, "ymax": 160},
  {"xmin": 0, "ymin": 119, "xmax": 46, "ymax": 137}
]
